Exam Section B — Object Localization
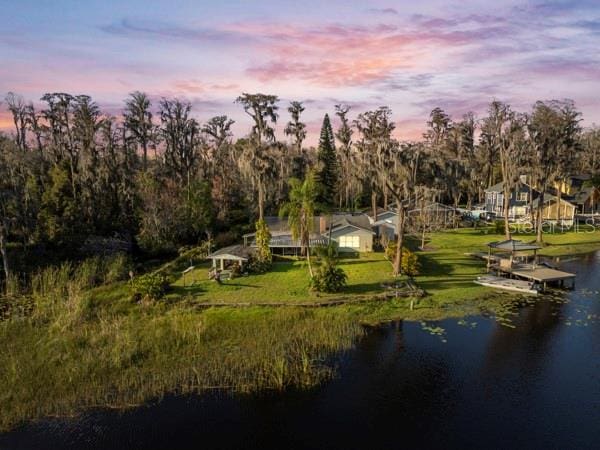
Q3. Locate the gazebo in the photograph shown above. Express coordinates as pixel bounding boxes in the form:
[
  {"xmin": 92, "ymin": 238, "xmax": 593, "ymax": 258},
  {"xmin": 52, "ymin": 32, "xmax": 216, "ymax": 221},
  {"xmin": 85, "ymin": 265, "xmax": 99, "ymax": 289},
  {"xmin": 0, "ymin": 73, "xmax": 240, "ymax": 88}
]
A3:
[
  {"xmin": 207, "ymin": 245, "xmax": 254, "ymax": 271},
  {"xmin": 486, "ymin": 239, "xmax": 542, "ymax": 272}
]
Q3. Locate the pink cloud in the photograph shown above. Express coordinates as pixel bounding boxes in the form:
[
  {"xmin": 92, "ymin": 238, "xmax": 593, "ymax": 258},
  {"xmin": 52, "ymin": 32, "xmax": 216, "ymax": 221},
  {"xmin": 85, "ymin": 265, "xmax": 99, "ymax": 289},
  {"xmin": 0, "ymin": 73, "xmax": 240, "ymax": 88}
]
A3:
[
  {"xmin": 229, "ymin": 20, "xmax": 504, "ymax": 87},
  {"xmin": 172, "ymin": 80, "xmax": 239, "ymax": 94}
]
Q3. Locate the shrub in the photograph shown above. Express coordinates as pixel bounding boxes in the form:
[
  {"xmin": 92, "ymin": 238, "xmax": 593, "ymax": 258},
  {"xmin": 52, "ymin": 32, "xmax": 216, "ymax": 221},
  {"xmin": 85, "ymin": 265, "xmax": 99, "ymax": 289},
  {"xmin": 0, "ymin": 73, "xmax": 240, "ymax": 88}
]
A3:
[
  {"xmin": 310, "ymin": 245, "xmax": 347, "ymax": 293},
  {"xmin": 311, "ymin": 263, "xmax": 347, "ymax": 293},
  {"xmin": 385, "ymin": 242, "xmax": 420, "ymax": 276},
  {"xmin": 246, "ymin": 255, "xmax": 271, "ymax": 274},
  {"xmin": 255, "ymin": 219, "xmax": 272, "ymax": 267},
  {"xmin": 129, "ymin": 273, "xmax": 170, "ymax": 302}
]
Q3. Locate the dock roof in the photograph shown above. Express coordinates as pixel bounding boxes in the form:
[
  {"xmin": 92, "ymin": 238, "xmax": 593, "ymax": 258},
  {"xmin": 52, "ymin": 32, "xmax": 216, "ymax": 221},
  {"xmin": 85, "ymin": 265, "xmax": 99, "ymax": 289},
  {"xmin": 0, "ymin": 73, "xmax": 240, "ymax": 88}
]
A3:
[{"xmin": 488, "ymin": 239, "xmax": 542, "ymax": 251}]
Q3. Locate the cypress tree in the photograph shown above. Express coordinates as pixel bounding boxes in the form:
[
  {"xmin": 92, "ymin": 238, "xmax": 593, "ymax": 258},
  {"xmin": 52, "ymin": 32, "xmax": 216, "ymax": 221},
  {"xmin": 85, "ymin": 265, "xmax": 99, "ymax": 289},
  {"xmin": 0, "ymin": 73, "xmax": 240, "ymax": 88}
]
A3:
[{"xmin": 316, "ymin": 114, "xmax": 338, "ymax": 207}]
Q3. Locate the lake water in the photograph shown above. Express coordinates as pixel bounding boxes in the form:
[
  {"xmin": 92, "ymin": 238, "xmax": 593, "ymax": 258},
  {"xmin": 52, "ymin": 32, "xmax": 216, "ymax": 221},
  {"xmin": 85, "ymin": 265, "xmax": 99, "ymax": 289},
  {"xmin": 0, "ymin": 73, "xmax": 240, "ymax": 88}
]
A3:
[{"xmin": 1, "ymin": 253, "xmax": 599, "ymax": 450}]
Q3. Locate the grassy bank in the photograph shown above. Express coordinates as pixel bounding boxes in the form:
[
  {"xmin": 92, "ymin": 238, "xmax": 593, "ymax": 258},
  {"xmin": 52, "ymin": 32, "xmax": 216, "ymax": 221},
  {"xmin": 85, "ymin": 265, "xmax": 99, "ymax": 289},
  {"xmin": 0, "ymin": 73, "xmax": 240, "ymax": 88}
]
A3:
[
  {"xmin": 167, "ymin": 252, "xmax": 394, "ymax": 304},
  {"xmin": 1, "ymin": 227, "xmax": 599, "ymax": 431}
]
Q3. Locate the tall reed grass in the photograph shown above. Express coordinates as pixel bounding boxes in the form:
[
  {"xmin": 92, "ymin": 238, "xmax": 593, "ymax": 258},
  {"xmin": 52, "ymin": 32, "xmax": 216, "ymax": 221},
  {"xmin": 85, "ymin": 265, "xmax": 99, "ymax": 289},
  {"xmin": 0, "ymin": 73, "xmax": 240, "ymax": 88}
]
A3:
[{"xmin": 0, "ymin": 295, "xmax": 363, "ymax": 432}]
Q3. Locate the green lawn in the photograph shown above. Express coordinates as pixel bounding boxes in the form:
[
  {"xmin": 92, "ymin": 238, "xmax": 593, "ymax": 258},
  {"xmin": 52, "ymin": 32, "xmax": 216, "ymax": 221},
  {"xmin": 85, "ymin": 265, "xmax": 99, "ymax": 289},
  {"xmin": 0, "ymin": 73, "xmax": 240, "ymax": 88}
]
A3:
[
  {"xmin": 169, "ymin": 252, "xmax": 396, "ymax": 304},
  {"xmin": 163, "ymin": 227, "xmax": 600, "ymax": 308}
]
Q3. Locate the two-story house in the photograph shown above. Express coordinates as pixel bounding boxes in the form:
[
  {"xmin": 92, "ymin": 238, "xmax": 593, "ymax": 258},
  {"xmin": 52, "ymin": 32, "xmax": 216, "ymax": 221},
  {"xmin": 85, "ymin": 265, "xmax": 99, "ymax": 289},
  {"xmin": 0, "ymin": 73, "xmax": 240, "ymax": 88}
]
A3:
[{"xmin": 484, "ymin": 182, "xmax": 536, "ymax": 219}]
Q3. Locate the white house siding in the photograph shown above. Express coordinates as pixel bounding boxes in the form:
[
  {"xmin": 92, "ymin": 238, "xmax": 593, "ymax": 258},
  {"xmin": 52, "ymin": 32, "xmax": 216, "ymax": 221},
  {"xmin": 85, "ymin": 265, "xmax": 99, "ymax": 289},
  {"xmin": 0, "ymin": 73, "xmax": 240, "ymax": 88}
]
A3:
[{"xmin": 331, "ymin": 227, "xmax": 373, "ymax": 252}]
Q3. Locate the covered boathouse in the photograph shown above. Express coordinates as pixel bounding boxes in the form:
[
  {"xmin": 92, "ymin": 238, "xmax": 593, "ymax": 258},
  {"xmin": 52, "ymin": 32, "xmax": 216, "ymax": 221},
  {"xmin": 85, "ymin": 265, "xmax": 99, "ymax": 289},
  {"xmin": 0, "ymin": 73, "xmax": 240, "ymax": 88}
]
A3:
[{"xmin": 486, "ymin": 239, "xmax": 576, "ymax": 291}]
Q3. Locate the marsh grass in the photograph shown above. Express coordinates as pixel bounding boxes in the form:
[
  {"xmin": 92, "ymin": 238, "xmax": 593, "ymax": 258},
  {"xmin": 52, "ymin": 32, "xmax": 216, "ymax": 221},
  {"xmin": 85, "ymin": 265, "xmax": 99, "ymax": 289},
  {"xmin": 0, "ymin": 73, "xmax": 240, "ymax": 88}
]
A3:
[{"xmin": 0, "ymin": 302, "xmax": 362, "ymax": 431}]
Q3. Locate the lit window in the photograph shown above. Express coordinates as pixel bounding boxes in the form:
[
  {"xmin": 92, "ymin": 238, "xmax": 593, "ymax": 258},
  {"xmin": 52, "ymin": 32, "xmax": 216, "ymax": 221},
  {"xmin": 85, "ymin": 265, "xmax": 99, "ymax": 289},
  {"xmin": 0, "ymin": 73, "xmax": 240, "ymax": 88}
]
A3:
[{"xmin": 339, "ymin": 235, "xmax": 360, "ymax": 248}]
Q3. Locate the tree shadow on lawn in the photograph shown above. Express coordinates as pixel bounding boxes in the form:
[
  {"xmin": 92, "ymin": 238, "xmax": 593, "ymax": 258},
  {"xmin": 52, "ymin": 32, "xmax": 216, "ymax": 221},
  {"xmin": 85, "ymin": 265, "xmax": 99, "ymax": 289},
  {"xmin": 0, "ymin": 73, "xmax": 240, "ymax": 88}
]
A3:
[
  {"xmin": 169, "ymin": 284, "xmax": 206, "ymax": 297},
  {"xmin": 271, "ymin": 261, "xmax": 304, "ymax": 273},
  {"xmin": 418, "ymin": 253, "xmax": 455, "ymax": 277},
  {"xmin": 338, "ymin": 258, "xmax": 386, "ymax": 266},
  {"xmin": 220, "ymin": 282, "xmax": 261, "ymax": 288},
  {"xmin": 417, "ymin": 275, "xmax": 481, "ymax": 292},
  {"xmin": 344, "ymin": 281, "xmax": 390, "ymax": 295}
]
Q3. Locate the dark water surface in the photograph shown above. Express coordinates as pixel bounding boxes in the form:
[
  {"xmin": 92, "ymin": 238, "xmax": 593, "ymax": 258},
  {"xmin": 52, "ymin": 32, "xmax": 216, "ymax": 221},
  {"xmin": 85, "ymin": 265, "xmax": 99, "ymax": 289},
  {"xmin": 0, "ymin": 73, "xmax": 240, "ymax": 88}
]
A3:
[{"xmin": 2, "ymin": 253, "xmax": 599, "ymax": 450}]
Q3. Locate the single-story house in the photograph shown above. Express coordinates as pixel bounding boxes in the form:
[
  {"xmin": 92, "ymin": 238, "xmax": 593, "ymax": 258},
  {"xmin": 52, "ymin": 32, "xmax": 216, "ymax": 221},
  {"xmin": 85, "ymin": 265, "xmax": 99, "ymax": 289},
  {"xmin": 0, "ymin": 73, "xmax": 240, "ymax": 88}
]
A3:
[
  {"xmin": 368, "ymin": 208, "xmax": 397, "ymax": 225},
  {"xmin": 242, "ymin": 230, "xmax": 328, "ymax": 255},
  {"xmin": 243, "ymin": 213, "xmax": 375, "ymax": 253},
  {"xmin": 328, "ymin": 218, "xmax": 375, "ymax": 252}
]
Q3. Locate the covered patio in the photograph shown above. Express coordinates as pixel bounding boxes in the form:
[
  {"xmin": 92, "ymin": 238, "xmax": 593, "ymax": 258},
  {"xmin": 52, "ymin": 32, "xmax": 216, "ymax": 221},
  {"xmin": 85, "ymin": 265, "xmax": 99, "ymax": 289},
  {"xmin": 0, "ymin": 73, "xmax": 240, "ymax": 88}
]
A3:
[{"xmin": 207, "ymin": 245, "xmax": 254, "ymax": 271}]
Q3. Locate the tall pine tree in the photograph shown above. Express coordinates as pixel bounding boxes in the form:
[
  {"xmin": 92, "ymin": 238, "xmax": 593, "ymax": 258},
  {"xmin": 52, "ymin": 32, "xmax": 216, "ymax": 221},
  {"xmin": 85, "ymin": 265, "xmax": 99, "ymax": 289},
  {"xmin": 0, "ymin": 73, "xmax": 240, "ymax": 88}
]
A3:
[{"xmin": 316, "ymin": 114, "xmax": 338, "ymax": 208}]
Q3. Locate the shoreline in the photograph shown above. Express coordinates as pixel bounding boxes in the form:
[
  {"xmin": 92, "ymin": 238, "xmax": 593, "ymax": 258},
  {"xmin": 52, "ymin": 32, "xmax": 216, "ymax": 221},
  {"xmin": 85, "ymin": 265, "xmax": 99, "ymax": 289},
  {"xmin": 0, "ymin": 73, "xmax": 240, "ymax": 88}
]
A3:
[{"xmin": 1, "ymin": 230, "xmax": 599, "ymax": 432}]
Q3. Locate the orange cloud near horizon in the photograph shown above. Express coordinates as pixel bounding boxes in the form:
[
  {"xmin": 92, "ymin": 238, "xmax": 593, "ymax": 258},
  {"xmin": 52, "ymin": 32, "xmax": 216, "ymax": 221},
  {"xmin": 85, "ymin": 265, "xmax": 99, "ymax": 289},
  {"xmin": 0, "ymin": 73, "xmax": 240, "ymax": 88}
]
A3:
[{"xmin": 0, "ymin": 112, "xmax": 13, "ymax": 130}]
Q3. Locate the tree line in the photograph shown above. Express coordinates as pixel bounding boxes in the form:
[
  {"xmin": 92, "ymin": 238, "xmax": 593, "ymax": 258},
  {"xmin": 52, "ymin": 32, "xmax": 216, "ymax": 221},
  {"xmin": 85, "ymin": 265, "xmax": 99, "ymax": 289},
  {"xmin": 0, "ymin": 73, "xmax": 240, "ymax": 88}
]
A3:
[{"xmin": 1, "ymin": 91, "xmax": 599, "ymax": 281}]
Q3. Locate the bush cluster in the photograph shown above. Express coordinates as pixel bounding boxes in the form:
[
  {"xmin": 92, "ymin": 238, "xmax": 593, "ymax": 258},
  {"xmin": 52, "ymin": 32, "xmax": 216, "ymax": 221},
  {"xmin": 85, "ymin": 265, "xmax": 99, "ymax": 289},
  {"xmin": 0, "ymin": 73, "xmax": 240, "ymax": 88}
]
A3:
[
  {"xmin": 311, "ymin": 263, "xmax": 347, "ymax": 293},
  {"xmin": 310, "ymin": 245, "xmax": 347, "ymax": 293},
  {"xmin": 129, "ymin": 273, "xmax": 170, "ymax": 302},
  {"xmin": 385, "ymin": 242, "xmax": 420, "ymax": 276}
]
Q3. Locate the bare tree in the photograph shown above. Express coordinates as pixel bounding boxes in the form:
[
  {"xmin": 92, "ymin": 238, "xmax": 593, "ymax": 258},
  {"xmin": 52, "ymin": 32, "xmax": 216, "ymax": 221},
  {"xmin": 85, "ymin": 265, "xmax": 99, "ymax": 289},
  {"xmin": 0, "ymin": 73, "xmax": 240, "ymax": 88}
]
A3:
[
  {"xmin": 235, "ymin": 93, "xmax": 279, "ymax": 220},
  {"xmin": 5, "ymin": 92, "xmax": 28, "ymax": 151},
  {"xmin": 481, "ymin": 101, "xmax": 525, "ymax": 239},
  {"xmin": 202, "ymin": 115, "xmax": 234, "ymax": 151},
  {"xmin": 334, "ymin": 104, "xmax": 354, "ymax": 209},
  {"xmin": 159, "ymin": 98, "xmax": 201, "ymax": 199},
  {"xmin": 284, "ymin": 101, "xmax": 306, "ymax": 153},
  {"xmin": 528, "ymin": 100, "xmax": 581, "ymax": 242},
  {"xmin": 124, "ymin": 91, "xmax": 154, "ymax": 171}
]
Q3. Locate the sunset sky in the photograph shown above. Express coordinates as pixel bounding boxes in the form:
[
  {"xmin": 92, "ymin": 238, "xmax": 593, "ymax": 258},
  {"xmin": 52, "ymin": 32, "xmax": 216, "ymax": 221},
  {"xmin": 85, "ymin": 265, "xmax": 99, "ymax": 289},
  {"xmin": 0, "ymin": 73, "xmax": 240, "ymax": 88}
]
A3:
[{"xmin": 1, "ymin": 0, "xmax": 600, "ymax": 144}]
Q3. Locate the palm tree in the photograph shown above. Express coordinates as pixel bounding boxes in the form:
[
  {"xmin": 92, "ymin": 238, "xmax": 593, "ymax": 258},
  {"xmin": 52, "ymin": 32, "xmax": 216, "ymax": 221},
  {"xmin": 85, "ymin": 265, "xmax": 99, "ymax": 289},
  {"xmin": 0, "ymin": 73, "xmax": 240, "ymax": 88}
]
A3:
[{"xmin": 279, "ymin": 171, "xmax": 318, "ymax": 278}]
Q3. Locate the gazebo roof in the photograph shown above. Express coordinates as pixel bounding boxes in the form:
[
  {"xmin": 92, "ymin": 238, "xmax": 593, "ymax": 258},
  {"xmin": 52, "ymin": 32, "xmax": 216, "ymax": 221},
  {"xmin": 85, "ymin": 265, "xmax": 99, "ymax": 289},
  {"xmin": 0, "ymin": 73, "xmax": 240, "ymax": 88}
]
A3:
[
  {"xmin": 488, "ymin": 239, "xmax": 542, "ymax": 251},
  {"xmin": 207, "ymin": 244, "xmax": 254, "ymax": 261}
]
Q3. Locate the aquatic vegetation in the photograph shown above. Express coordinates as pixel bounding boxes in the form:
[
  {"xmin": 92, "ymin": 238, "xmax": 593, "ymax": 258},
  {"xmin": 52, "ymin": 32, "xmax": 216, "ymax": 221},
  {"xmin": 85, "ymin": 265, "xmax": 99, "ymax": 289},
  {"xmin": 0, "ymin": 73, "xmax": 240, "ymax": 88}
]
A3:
[
  {"xmin": 457, "ymin": 319, "xmax": 478, "ymax": 329},
  {"xmin": 419, "ymin": 321, "xmax": 447, "ymax": 343}
]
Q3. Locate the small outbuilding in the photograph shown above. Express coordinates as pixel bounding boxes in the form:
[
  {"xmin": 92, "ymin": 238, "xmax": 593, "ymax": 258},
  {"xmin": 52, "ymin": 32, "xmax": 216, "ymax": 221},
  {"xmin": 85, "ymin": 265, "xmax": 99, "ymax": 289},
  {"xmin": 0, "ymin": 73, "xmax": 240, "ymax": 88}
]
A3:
[{"xmin": 207, "ymin": 245, "xmax": 254, "ymax": 271}]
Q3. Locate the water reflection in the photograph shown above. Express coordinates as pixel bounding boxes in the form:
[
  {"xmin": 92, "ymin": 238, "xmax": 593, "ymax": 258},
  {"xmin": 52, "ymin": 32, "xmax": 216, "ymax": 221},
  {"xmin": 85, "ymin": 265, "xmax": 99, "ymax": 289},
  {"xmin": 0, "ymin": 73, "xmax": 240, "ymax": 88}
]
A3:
[{"xmin": 482, "ymin": 299, "xmax": 562, "ymax": 375}]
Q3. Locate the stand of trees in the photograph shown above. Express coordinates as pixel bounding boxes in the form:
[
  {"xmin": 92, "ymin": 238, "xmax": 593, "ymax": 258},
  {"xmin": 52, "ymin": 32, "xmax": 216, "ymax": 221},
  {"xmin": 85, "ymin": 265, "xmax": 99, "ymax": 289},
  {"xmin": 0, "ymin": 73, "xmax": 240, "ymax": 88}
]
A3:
[{"xmin": 0, "ymin": 90, "xmax": 597, "ymax": 287}]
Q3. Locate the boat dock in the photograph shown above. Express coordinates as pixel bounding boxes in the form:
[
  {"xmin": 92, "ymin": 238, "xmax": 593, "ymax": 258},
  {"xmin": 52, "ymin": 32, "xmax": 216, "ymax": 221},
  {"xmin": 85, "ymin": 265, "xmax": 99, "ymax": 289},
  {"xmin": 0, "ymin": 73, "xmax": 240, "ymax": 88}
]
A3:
[
  {"xmin": 469, "ymin": 239, "xmax": 577, "ymax": 293},
  {"xmin": 474, "ymin": 275, "xmax": 539, "ymax": 295},
  {"xmin": 495, "ymin": 264, "xmax": 576, "ymax": 290}
]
